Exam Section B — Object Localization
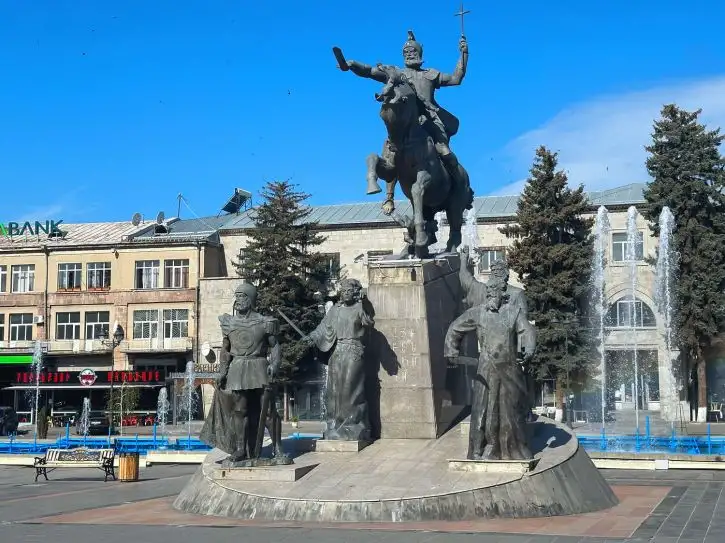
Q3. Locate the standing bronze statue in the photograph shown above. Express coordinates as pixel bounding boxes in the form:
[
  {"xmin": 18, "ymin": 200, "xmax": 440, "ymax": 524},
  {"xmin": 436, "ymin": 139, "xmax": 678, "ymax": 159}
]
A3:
[
  {"xmin": 199, "ymin": 283, "xmax": 291, "ymax": 466},
  {"xmin": 333, "ymin": 26, "xmax": 474, "ymax": 257},
  {"xmin": 445, "ymin": 248, "xmax": 536, "ymax": 460},
  {"xmin": 304, "ymin": 278, "xmax": 374, "ymax": 441}
]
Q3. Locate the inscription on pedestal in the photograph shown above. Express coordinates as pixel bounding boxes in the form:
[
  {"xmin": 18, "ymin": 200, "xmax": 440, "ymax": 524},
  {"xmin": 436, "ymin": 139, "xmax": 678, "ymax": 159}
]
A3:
[{"xmin": 448, "ymin": 458, "xmax": 540, "ymax": 474}]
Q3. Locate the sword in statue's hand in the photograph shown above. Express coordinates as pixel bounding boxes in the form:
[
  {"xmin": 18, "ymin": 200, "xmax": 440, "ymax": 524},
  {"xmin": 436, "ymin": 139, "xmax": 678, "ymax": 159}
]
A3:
[{"xmin": 332, "ymin": 47, "xmax": 349, "ymax": 71}]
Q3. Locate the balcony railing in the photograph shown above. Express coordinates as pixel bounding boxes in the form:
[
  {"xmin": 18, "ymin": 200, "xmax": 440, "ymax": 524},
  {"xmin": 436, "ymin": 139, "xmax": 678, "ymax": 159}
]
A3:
[
  {"xmin": 46, "ymin": 339, "xmax": 111, "ymax": 353},
  {"xmin": 122, "ymin": 337, "xmax": 193, "ymax": 352}
]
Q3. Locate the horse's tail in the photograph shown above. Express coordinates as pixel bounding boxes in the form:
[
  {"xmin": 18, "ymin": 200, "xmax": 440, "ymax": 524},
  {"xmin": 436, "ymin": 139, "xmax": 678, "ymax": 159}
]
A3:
[{"xmin": 458, "ymin": 166, "xmax": 474, "ymax": 210}]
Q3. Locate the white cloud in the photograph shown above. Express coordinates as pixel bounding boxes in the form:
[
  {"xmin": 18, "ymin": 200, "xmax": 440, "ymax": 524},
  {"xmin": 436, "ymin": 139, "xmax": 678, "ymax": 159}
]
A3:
[
  {"xmin": 16, "ymin": 203, "xmax": 65, "ymax": 225},
  {"xmin": 497, "ymin": 76, "xmax": 725, "ymax": 194}
]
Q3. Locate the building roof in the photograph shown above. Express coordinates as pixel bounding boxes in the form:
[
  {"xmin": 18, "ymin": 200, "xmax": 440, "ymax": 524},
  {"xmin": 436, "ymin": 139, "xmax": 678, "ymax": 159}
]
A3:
[
  {"xmin": 0, "ymin": 183, "xmax": 648, "ymax": 250},
  {"xmin": 218, "ymin": 182, "xmax": 647, "ymax": 230},
  {"xmin": 0, "ymin": 221, "xmax": 152, "ymax": 251}
]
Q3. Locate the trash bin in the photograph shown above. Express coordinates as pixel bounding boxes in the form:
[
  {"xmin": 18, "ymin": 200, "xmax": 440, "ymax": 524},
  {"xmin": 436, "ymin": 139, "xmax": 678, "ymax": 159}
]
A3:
[{"xmin": 118, "ymin": 452, "xmax": 140, "ymax": 482}]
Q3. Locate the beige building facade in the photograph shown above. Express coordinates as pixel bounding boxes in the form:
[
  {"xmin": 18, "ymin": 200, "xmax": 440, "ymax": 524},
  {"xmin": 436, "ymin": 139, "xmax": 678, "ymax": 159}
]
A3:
[
  {"xmin": 0, "ymin": 217, "xmax": 225, "ymax": 423},
  {"xmin": 188, "ymin": 183, "xmax": 689, "ymax": 423}
]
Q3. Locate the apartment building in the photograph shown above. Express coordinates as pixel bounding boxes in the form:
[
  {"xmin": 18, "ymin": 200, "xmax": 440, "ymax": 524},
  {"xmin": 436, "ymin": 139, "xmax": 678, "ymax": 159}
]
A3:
[{"xmin": 0, "ymin": 217, "xmax": 225, "ymax": 422}]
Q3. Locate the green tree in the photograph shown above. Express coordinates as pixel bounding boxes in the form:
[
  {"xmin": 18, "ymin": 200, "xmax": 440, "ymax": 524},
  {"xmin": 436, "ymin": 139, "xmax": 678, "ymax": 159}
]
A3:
[
  {"xmin": 501, "ymin": 146, "xmax": 595, "ymax": 401},
  {"xmin": 642, "ymin": 104, "xmax": 725, "ymax": 413},
  {"xmin": 231, "ymin": 181, "xmax": 330, "ymax": 384},
  {"xmin": 106, "ymin": 385, "xmax": 140, "ymax": 425}
]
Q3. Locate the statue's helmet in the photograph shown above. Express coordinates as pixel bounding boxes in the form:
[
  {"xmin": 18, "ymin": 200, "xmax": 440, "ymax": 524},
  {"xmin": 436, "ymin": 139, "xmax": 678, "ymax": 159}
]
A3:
[
  {"xmin": 402, "ymin": 30, "xmax": 423, "ymax": 61},
  {"xmin": 234, "ymin": 282, "xmax": 257, "ymax": 306}
]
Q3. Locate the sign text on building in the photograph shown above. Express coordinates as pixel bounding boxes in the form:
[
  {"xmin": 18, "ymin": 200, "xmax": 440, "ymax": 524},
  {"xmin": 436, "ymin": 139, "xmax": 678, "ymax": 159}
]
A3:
[{"xmin": 0, "ymin": 220, "xmax": 64, "ymax": 237}]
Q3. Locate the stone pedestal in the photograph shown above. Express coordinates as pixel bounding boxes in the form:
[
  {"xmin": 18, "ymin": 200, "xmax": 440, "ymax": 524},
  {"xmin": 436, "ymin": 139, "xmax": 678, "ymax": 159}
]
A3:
[
  {"xmin": 366, "ymin": 254, "xmax": 474, "ymax": 439},
  {"xmin": 314, "ymin": 439, "xmax": 370, "ymax": 453},
  {"xmin": 213, "ymin": 463, "xmax": 317, "ymax": 482}
]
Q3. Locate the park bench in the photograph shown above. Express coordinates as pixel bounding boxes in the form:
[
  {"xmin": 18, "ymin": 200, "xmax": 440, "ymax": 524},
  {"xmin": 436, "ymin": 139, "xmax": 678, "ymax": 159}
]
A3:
[{"xmin": 33, "ymin": 448, "xmax": 116, "ymax": 482}]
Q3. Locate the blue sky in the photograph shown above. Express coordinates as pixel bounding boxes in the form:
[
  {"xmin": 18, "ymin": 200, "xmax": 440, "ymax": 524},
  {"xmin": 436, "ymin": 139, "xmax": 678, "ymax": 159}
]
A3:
[{"xmin": 2, "ymin": 1, "xmax": 725, "ymax": 224}]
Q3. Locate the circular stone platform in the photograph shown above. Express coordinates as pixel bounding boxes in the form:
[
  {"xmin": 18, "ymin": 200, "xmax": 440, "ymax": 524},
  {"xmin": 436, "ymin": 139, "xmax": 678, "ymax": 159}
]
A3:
[{"xmin": 173, "ymin": 416, "xmax": 618, "ymax": 522}]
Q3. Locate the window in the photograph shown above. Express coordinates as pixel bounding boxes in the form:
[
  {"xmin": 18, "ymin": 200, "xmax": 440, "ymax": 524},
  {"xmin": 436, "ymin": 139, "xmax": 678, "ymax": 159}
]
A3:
[
  {"xmin": 0, "ymin": 265, "xmax": 6, "ymax": 293},
  {"xmin": 133, "ymin": 309, "xmax": 159, "ymax": 339},
  {"xmin": 0, "ymin": 314, "xmax": 4, "ymax": 341},
  {"xmin": 85, "ymin": 311, "xmax": 110, "ymax": 339},
  {"xmin": 11, "ymin": 264, "xmax": 35, "ymax": 293},
  {"xmin": 163, "ymin": 309, "xmax": 189, "ymax": 338},
  {"xmin": 164, "ymin": 259, "xmax": 189, "ymax": 288},
  {"xmin": 135, "ymin": 260, "xmax": 160, "ymax": 289},
  {"xmin": 367, "ymin": 250, "xmax": 393, "ymax": 262},
  {"xmin": 55, "ymin": 312, "xmax": 81, "ymax": 340},
  {"xmin": 321, "ymin": 253, "xmax": 341, "ymax": 279},
  {"xmin": 9, "ymin": 313, "xmax": 33, "ymax": 341},
  {"xmin": 87, "ymin": 262, "xmax": 111, "ymax": 290},
  {"xmin": 612, "ymin": 232, "xmax": 644, "ymax": 262},
  {"xmin": 477, "ymin": 248, "xmax": 506, "ymax": 273},
  {"xmin": 606, "ymin": 297, "xmax": 657, "ymax": 328},
  {"xmin": 57, "ymin": 263, "xmax": 82, "ymax": 291}
]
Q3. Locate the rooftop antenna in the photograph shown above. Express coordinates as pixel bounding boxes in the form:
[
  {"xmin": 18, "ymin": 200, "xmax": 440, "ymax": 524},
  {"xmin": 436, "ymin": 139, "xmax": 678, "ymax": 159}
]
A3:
[
  {"xmin": 177, "ymin": 193, "xmax": 183, "ymax": 218},
  {"xmin": 131, "ymin": 213, "xmax": 142, "ymax": 227},
  {"xmin": 156, "ymin": 211, "xmax": 165, "ymax": 224}
]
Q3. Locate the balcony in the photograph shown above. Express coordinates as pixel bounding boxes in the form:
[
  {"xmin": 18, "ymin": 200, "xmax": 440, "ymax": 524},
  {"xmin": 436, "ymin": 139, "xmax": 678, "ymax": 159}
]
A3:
[
  {"xmin": 0, "ymin": 340, "xmax": 35, "ymax": 352},
  {"xmin": 46, "ymin": 339, "xmax": 111, "ymax": 354},
  {"xmin": 121, "ymin": 337, "xmax": 193, "ymax": 353}
]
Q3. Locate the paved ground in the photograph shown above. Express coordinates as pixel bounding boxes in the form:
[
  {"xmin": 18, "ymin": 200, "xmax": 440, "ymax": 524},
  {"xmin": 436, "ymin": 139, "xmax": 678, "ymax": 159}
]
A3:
[{"xmin": 1, "ymin": 464, "xmax": 725, "ymax": 542}]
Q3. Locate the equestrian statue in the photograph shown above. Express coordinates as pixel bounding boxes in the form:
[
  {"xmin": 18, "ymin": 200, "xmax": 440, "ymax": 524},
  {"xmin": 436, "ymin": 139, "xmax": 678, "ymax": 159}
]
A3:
[{"xmin": 333, "ymin": 28, "xmax": 474, "ymax": 257}]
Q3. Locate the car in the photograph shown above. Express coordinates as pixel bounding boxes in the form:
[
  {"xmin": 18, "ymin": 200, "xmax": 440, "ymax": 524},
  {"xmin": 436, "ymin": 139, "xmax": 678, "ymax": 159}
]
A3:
[
  {"xmin": 75, "ymin": 410, "xmax": 111, "ymax": 435},
  {"xmin": 0, "ymin": 406, "xmax": 19, "ymax": 436}
]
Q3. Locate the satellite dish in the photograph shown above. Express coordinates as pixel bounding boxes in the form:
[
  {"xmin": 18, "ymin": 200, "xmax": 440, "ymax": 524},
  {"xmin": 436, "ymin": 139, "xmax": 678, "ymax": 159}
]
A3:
[
  {"xmin": 201, "ymin": 342, "xmax": 211, "ymax": 357},
  {"xmin": 131, "ymin": 213, "xmax": 142, "ymax": 226},
  {"xmin": 156, "ymin": 211, "xmax": 165, "ymax": 224}
]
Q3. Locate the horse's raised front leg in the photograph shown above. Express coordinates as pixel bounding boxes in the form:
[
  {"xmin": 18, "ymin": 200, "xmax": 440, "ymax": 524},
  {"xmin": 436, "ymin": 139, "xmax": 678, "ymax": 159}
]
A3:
[{"xmin": 412, "ymin": 170, "xmax": 432, "ymax": 257}]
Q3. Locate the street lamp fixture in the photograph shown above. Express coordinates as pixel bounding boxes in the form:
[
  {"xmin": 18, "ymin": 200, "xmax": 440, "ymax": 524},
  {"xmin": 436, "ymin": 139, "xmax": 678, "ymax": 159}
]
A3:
[{"xmin": 99, "ymin": 323, "xmax": 125, "ymax": 434}]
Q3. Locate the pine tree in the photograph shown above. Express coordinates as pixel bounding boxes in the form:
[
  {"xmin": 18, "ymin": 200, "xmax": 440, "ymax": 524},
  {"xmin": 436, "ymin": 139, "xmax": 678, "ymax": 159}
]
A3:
[
  {"xmin": 232, "ymin": 181, "xmax": 331, "ymax": 384},
  {"xmin": 642, "ymin": 105, "xmax": 725, "ymax": 414},
  {"xmin": 501, "ymin": 146, "xmax": 595, "ymax": 399}
]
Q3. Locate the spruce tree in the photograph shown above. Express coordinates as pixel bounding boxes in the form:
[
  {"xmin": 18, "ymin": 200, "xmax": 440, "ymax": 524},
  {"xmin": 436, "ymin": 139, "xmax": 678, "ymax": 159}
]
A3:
[
  {"xmin": 232, "ymin": 181, "xmax": 330, "ymax": 384},
  {"xmin": 642, "ymin": 104, "xmax": 725, "ymax": 413},
  {"xmin": 501, "ymin": 146, "xmax": 595, "ymax": 400}
]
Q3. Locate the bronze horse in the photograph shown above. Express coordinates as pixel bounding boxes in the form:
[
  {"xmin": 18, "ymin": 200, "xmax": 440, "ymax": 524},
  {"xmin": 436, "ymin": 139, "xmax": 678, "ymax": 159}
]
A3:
[{"xmin": 366, "ymin": 66, "xmax": 473, "ymax": 258}]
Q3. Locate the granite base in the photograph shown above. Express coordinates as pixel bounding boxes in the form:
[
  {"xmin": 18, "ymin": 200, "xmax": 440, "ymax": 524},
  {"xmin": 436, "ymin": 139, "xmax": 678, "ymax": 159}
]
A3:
[
  {"xmin": 213, "ymin": 463, "xmax": 317, "ymax": 482},
  {"xmin": 174, "ymin": 417, "xmax": 618, "ymax": 522}
]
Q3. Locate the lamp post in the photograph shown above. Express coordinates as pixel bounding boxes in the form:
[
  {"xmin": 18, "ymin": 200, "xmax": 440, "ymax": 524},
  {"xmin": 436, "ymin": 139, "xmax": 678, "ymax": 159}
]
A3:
[
  {"xmin": 99, "ymin": 323, "xmax": 125, "ymax": 435},
  {"xmin": 551, "ymin": 313, "xmax": 578, "ymax": 429}
]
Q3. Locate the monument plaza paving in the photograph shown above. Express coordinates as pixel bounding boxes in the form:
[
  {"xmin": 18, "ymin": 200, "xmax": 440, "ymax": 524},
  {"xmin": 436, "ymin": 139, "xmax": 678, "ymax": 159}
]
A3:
[{"xmin": 0, "ymin": 464, "xmax": 722, "ymax": 542}]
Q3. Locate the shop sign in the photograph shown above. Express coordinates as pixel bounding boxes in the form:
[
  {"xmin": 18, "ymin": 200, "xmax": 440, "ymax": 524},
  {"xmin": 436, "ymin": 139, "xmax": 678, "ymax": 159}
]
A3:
[
  {"xmin": 0, "ymin": 219, "xmax": 64, "ymax": 237},
  {"xmin": 78, "ymin": 369, "xmax": 97, "ymax": 387},
  {"xmin": 15, "ymin": 369, "xmax": 164, "ymax": 385},
  {"xmin": 194, "ymin": 363, "xmax": 219, "ymax": 373}
]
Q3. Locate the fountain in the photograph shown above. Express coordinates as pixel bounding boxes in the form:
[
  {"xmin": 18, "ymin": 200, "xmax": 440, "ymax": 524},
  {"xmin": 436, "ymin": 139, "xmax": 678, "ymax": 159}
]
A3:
[
  {"xmin": 462, "ymin": 207, "xmax": 479, "ymax": 254},
  {"xmin": 156, "ymin": 388, "xmax": 170, "ymax": 442},
  {"xmin": 655, "ymin": 206, "xmax": 678, "ymax": 420},
  {"xmin": 592, "ymin": 206, "xmax": 610, "ymax": 427},
  {"xmin": 179, "ymin": 361, "xmax": 198, "ymax": 447},
  {"xmin": 626, "ymin": 206, "xmax": 641, "ymax": 430},
  {"xmin": 79, "ymin": 397, "xmax": 91, "ymax": 440},
  {"xmin": 25, "ymin": 341, "xmax": 44, "ymax": 437}
]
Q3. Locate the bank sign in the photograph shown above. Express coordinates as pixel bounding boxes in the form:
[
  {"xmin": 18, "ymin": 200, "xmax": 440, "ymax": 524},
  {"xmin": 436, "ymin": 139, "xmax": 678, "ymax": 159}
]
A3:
[{"xmin": 0, "ymin": 220, "xmax": 64, "ymax": 237}]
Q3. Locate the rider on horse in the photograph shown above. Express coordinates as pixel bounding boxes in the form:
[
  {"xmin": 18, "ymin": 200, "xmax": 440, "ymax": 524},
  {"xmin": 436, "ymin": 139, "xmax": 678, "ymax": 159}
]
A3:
[{"xmin": 345, "ymin": 31, "xmax": 469, "ymax": 204}]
